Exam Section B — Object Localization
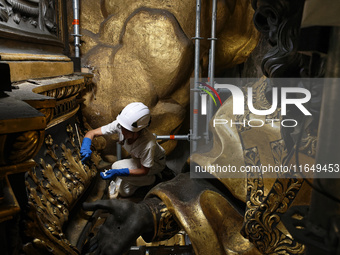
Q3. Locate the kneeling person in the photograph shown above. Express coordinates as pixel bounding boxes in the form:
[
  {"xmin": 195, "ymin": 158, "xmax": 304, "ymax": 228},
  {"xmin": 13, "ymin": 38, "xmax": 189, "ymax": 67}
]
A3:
[{"xmin": 80, "ymin": 102, "xmax": 166, "ymax": 197}]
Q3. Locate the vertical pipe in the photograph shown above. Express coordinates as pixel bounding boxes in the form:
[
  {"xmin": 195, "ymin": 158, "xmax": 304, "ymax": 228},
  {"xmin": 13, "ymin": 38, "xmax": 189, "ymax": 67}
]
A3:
[
  {"xmin": 205, "ymin": 49, "xmax": 212, "ymax": 143},
  {"xmin": 192, "ymin": 0, "xmax": 202, "ymax": 152},
  {"xmin": 209, "ymin": 0, "xmax": 217, "ymax": 91},
  {"xmin": 116, "ymin": 142, "xmax": 122, "ymax": 161},
  {"xmin": 201, "ymin": 93, "xmax": 207, "ymax": 115},
  {"xmin": 72, "ymin": 0, "xmax": 80, "ymax": 58},
  {"xmin": 206, "ymin": 0, "xmax": 218, "ymax": 144},
  {"xmin": 306, "ymin": 27, "xmax": 340, "ymax": 255}
]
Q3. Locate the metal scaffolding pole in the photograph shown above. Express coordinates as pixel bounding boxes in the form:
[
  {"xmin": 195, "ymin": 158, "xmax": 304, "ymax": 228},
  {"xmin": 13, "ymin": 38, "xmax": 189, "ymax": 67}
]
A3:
[
  {"xmin": 192, "ymin": 0, "xmax": 202, "ymax": 152},
  {"xmin": 72, "ymin": 0, "xmax": 81, "ymax": 58},
  {"xmin": 205, "ymin": 0, "xmax": 218, "ymax": 144},
  {"xmin": 155, "ymin": 135, "xmax": 190, "ymax": 141},
  {"xmin": 71, "ymin": 0, "xmax": 81, "ymax": 71}
]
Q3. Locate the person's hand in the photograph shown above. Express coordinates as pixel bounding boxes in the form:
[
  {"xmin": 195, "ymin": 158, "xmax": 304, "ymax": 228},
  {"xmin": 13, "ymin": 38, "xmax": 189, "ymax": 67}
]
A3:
[
  {"xmin": 80, "ymin": 137, "xmax": 92, "ymax": 163},
  {"xmin": 82, "ymin": 199, "xmax": 154, "ymax": 255},
  {"xmin": 100, "ymin": 168, "xmax": 129, "ymax": 180}
]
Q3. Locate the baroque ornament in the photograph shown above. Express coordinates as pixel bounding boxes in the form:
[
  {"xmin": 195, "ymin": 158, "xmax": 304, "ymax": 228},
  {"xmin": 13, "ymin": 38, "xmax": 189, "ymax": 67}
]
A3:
[{"xmin": 24, "ymin": 124, "xmax": 97, "ymax": 254}]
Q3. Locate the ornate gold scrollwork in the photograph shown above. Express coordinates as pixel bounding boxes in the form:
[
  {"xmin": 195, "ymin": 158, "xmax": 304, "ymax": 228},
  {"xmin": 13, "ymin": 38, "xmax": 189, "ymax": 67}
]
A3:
[
  {"xmin": 38, "ymin": 107, "xmax": 54, "ymax": 124},
  {"xmin": 54, "ymin": 95, "xmax": 78, "ymax": 119},
  {"xmin": 0, "ymin": 130, "xmax": 45, "ymax": 165},
  {"xmin": 9, "ymin": 130, "xmax": 44, "ymax": 163},
  {"xmin": 25, "ymin": 75, "xmax": 91, "ymax": 129},
  {"xmin": 24, "ymin": 123, "xmax": 97, "ymax": 254},
  {"xmin": 271, "ymin": 140, "xmax": 288, "ymax": 165},
  {"xmin": 238, "ymin": 78, "xmax": 305, "ymax": 254},
  {"xmin": 143, "ymin": 197, "xmax": 181, "ymax": 242},
  {"xmin": 83, "ymin": 74, "xmax": 94, "ymax": 87},
  {"xmin": 35, "ymin": 82, "xmax": 85, "ymax": 101},
  {"xmin": 242, "ymin": 178, "xmax": 305, "ymax": 254},
  {"xmin": 298, "ymin": 133, "xmax": 317, "ymax": 158}
]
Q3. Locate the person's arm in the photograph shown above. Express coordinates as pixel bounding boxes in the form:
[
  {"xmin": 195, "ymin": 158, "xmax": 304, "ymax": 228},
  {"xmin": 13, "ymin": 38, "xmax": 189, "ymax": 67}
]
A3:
[
  {"xmin": 80, "ymin": 127, "xmax": 104, "ymax": 163},
  {"xmin": 101, "ymin": 164, "xmax": 150, "ymax": 179},
  {"xmin": 84, "ymin": 127, "xmax": 103, "ymax": 140},
  {"xmin": 108, "ymin": 141, "xmax": 153, "ymax": 177},
  {"xmin": 129, "ymin": 164, "xmax": 150, "ymax": 176},
  {"xmin": 127, "ymin": 143, "xmax": 154, "ymax": 176}
]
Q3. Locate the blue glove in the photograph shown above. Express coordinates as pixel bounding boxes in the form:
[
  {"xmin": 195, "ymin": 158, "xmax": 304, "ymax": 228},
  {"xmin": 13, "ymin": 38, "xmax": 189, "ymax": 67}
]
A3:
[
  {"xmin": 100, "ymin": 168, "xmax": 130, "ymax": 180},
  {"xmin": 80, "ymin": 137, "xmax": 92, "ymax": 163}
]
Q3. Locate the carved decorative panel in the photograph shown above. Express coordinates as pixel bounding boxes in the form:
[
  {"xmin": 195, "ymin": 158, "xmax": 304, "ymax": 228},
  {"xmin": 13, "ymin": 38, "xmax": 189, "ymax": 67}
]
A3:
[
  {"xmin": 0, "ymin": 0, "xmax": 65, "ymax": 46},
  {"xmin": 24, "ymin": 119, "xmax": 99, "ymax": 254}
]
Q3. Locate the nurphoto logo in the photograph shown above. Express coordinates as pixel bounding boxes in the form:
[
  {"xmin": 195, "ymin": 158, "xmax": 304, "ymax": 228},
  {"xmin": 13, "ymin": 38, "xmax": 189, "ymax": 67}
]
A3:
[
  {"xmin": 196, "ymin": 79, "xmax": 312, "ymax": 129},
  {"xmin": 190, "ymin": 78, "xmax": 338, "ymax": 179},
  {"xmin": 198, "ymin": 82, "xmax": 222, "ymax": 115},
  {"xmin": 200, "ymin": 83, "xmax": 311, "ymax": 116}
]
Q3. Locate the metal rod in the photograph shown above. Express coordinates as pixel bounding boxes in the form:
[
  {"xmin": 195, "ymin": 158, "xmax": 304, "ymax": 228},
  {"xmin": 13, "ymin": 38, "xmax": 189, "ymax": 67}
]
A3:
[
  {"xmin": 155, "ymin": 135, "xmax": 191, "ymax": 141},
  {"xmin": 75, "ymin": 123, "xmax": 81, "ymax": 149},
  {"xmin": 206, "ymin": 0, "xmax": 218, "ymax": 144},
  {"xmin": 72, "ymin": 0, "xmax": 81, "ymax": 58},
  {"xmin": 205, "ymin": 49, "xmax": 212, "ymax": 144},
  {"xmin": 192, "ymin": 0, "xmax": 202, "ymax": 152},
  {"xmin": 116, "ymin": 142, "xmax": 122, "ymax": 160},
  {"xmin": 115, "ymin": 134, "xmax": 190, "ymax": 161}
]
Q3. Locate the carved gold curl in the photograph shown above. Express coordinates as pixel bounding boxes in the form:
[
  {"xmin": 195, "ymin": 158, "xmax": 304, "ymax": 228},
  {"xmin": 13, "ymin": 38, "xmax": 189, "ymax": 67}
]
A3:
[
  {"xmin": 24, "ymin": 185, "xmax": 78, "ymax": 255},
  {"xmin": 32, "ymin": 79, "xmax": 85, "ymax": 100},
  {"xmin": 157, "ymin": 205, "xmax": 181, "ymax": 241},
  {"xmin": 38, "ymin": 107, "xmax": 54, "ymax": 124},
  {"xmin": 242, "ymin": 178, "xmax": 305, "ymax": 254},
  {"xmin": 245, "ymin": 178, "xmax": 264, "ymax": 218},
  {"xmin": 6, "ymin": 130, "xmax": 45, "ymax": 165},
  {"xmin": 298, "ymin": 133, "xmax": 317, "ymax": 158},
  {"xmin": 248, "ymin": 78, "xmax": 281, "ymax": 120},
  {"xmin": 83, "ymin": 74, "xmax": 94, "ymax": 87},
  {"xmin": 44, "ymin": 134, "xmax": 58, "ymax": 161},
  {"xmin": 142, "ymin": 198, "xmax": 181, "ymax": 243},
  {"xmin": 243, "ymin": 147, "xmax": 265, "ymax": 220},
  {"xmin": 25, "ymin": 123, "xmax": 97, "ymax": 254},
  {"xmin": 271, "ymin": 140, "xmax": 288, "ymax": 165},
  {"xmin": 66, "ymin": 124, "xmax": 78, "ymax": 149},
  {"xmin": 245, "ymin": 77, "xmax": 281, "ymax": 121},
  {"xmin": 242, "ymin": 140, "xmax": 304, "ymax": 253},
  {"xmin": 47, "ymin": 105, "xmax": 80, "ymax": 130},
  {"xmin": 54, "ymin": 95, "xmax": 78, "ymax": 119},
  {"xmin": 237, "ymin": 78, "xmax": 305, "ymax": 254}
]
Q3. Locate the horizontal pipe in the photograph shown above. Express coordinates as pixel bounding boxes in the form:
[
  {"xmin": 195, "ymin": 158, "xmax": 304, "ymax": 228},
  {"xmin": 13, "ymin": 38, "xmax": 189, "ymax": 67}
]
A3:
[
  {"xmin": 155, "ymin": 134, "xmax": 190, "ymax": 141},
  {"xmin": 115, "ymin": 134, "xmax": 189, "ymax": 160}
]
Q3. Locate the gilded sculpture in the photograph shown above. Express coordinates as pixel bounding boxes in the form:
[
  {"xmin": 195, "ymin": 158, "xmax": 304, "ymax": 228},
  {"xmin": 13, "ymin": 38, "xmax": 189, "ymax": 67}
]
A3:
[
  {"xmin": 0, "ymin": 0, "xmax": 329, "ymax": 254},
  {"xmin": 80, "ymin": 0, "xmax": 322, "ymax": 254},
  {"xmin": 72, "ymin": 0, "xmax": 259, "ymax": 155}
]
